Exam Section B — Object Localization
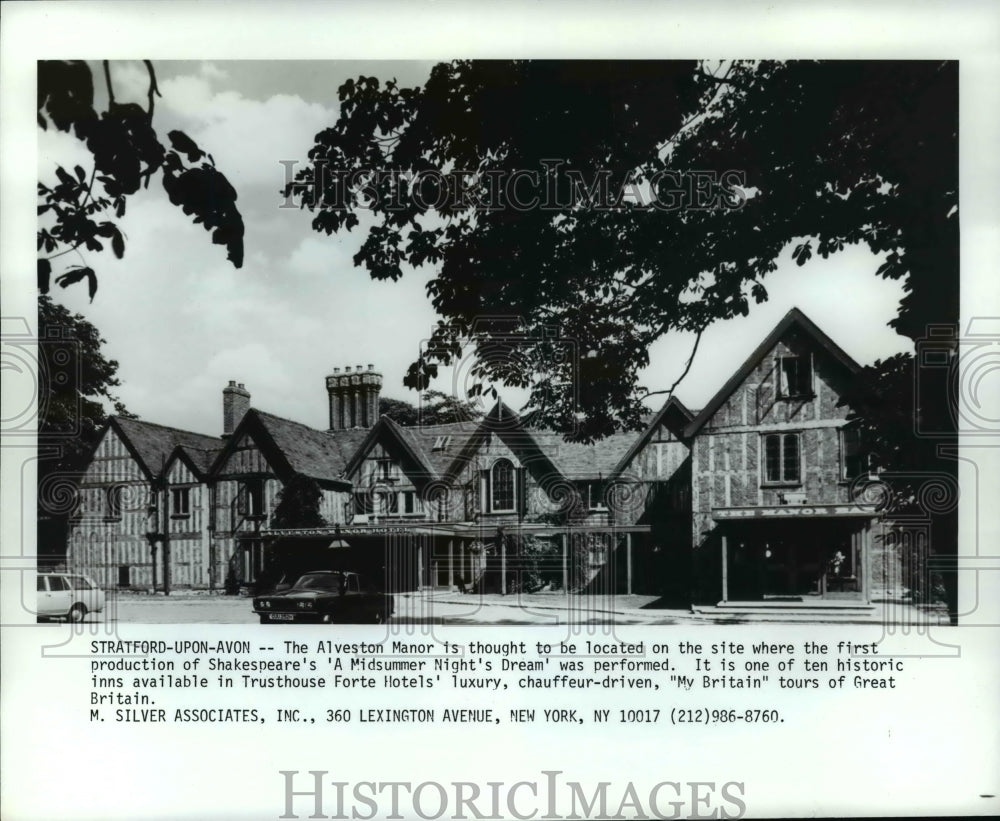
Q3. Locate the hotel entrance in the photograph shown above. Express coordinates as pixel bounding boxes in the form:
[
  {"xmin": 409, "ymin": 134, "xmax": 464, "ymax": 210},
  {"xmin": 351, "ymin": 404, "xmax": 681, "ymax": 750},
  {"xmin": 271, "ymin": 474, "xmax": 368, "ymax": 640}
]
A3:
[{"xmin": 714, "ymin": 505, "xmax": 877, "ymax": 604}]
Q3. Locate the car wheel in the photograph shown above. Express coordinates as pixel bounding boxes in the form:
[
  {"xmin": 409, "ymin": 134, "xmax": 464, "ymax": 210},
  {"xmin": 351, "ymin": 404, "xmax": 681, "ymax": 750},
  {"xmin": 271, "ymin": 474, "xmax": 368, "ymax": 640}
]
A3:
[
  {"xmin": 68, "ymin": 604, "xmax": 87, "ymax": 623},
  {"xmin": 372, "ymin": 609, "xmax": 385, "ymax": 625},
  {"xmin": 259, "ymin": 616, "xmax": 270, "ymax": 625}
]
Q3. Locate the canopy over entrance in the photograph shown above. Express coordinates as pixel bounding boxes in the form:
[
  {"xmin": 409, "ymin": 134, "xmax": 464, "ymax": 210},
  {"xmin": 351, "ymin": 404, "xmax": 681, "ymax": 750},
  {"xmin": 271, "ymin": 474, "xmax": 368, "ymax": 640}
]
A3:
[{"xmin": 252, "ymin": 522, "xmax": 654, "ymax": 595}]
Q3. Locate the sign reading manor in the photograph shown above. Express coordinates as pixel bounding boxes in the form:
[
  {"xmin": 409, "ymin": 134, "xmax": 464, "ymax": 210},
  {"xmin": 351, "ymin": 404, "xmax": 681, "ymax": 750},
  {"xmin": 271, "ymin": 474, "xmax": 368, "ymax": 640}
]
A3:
[{"xmin": 713, "ymin": 504, "xmax": 878, "ymax": 520}]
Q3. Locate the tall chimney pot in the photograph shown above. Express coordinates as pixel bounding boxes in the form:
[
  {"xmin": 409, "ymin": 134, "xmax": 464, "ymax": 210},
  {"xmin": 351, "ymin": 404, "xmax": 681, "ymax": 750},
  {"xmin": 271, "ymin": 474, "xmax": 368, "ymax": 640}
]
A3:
[
  {"xmin": 222, "ymin": 381, "xmax": 251, "ymax": 436},
  {"xmin": 327, "ymin": 363, "xmax": 382, "ymax": 432}
]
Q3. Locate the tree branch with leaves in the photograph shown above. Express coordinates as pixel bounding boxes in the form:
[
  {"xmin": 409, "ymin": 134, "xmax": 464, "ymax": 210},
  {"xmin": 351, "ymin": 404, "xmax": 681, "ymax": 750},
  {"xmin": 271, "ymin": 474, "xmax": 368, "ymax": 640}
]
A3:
[
  {"xmin": 285, "ymin": 59, "xmax": 957, "ymax": 442},
  {"xmin": 37, "ymin": 60, "xmax": 245, "ymax": 301}
]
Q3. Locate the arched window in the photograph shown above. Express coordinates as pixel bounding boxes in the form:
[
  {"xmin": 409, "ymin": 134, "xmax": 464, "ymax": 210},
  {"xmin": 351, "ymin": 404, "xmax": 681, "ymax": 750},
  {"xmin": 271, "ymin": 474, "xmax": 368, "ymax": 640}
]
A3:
[{"xmin": 490, "ymin": 459, "xmax": 515, "ymax": 512}]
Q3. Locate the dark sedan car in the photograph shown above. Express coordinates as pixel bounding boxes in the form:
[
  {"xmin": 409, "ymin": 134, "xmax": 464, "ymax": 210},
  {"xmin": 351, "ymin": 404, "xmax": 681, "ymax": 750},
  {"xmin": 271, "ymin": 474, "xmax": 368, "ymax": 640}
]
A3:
[{"xmin": 253, "ymin": 571, "xmax": 394, "ymax": 624}]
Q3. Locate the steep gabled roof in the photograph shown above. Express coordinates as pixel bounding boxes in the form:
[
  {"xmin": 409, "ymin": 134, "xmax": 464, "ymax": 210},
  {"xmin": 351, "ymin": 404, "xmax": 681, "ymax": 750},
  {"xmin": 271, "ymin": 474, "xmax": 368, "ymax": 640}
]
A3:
[
  {"xmin": 163, "ymin": 444, "xmax": 219, "ymax": 480},
  {"xmin": 111, "ymin": 416, "xmax": 220, "ymax": 480},
  {"xmin": 341, "ymin": 415, "xmax": 480, "ymax": 483},
  {"xmin": 528, "ymin": 430, "xmax": 639, "ymax": 480},
  {"xmin": 393, "ymin": 421, "xmax": 480, "ymax": 477},
  {"xmin": 254, "ymin": 410, "xmax": 362, "ymax": 486},
  {"xmin": 211, "ymin": 409, "xmax": 356, "ymax": 488},
  {"xmin": 180, "ymin": 445, "xmax": 222, "ymax": 476},
  {"xmin": 439, "ymin": 401, "xmax": 639, "ymax": 482},
  {"xmin": 343, "ymin": 415, "xmax": 440, "ymax": 480},
  {"xmin": 439, "ymin": 402, "xmax": 549, "ymax": 481},
  {"xmin": 683, "ymin": 307, "xmax": 862, "ymax": 439},
  {"xmin": 608, "ymin": 396, "xmax": 694, "ymax": 479}
]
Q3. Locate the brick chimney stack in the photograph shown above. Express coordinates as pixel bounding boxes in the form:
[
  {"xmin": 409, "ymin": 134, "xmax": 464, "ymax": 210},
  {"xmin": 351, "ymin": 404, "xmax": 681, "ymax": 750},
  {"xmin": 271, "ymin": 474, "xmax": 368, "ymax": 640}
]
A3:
[
  {"xmin": 223, "ymin": 381, "xmax": 251, "ymax": 436},
  {"xmin": 326, "ymin": 364, "xmax": 382, "ymax": 431}
]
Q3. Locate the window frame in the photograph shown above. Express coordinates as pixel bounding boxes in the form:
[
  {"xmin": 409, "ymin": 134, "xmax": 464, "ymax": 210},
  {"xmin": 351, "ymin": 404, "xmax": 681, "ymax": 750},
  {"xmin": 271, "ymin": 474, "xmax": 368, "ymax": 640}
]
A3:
[
  {"xmin": 105, "ymin": 484, "xmax": 123, "ymax": 521},
  {"xmin": 776, "ymin": 354, "xmax": 814, "ymax": 400},
  {"xmin": 353, "ymin": 490, "xmax": 373, "ymax": 516},
  {"xmin": 489, "ymin": 458, "xmax": 516, "ymax": 513},
  {"xmin": 170, "ymin": 486, "xmax": 191, "ymax": 519},
  {"xmin": 402, "ymin": 490, "xmax": 418, "ymax": 515},
  {"xmin": 840, "ymin": 424, "xmax": 864, "ymax": 481},
  {"xmin": 377, "ymin": 488, "xmax": 399, "ymax": 516},
  {"xmin": 374, "ymin": 458, "xmax": 396, "ymax": 483},
  {"xmin": 236, "ymin": 478, "xmax": 265, "ymax": 519},
  {"xmin": 762, "ymin": 431, "xmax": 803, "ymax": 486},
  {"xmin": 587, "ymin": 482, "xmax": 608, "ymax": 511}
]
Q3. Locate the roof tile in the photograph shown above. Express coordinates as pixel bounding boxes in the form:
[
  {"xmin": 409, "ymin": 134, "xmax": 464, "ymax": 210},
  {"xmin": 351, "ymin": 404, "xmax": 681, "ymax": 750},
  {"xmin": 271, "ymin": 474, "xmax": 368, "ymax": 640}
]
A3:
[{"xmin": 113, "ymin": 417, "xmax": 221, "ymax": 477}]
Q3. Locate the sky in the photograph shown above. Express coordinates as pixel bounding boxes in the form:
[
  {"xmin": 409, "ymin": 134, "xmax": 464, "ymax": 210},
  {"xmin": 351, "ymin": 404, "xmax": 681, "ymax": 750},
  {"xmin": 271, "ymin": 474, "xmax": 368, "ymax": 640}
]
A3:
[{"xmin": 38, "ymin": 60, "xmax": 914, "ymax": 437}]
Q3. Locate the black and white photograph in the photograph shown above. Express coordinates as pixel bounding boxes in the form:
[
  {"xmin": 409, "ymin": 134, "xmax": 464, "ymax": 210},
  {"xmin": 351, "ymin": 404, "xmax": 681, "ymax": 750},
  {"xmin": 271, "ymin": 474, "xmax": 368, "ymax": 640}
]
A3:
[
  {"xmin": 29, "ymin": 56, "xmax": 963, "ymax": 627},
  {"xmin": 2, "ymin": 3, "xmax": 999, "ymax": 820}
]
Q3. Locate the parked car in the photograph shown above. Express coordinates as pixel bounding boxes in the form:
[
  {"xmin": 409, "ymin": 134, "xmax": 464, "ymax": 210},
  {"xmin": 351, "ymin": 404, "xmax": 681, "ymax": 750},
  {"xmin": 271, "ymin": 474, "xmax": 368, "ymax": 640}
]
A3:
[
  {"xmin": 253, "ymin": 571, "xmax": 394, "ymax": 624},
  {"xmin": 37, "ymin": 572, "xmax": 105, "ymax": 622}
]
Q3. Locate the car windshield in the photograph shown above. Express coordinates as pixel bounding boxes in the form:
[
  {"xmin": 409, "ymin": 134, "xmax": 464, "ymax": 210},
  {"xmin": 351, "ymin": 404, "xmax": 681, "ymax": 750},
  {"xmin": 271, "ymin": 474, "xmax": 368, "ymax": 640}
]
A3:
[{"xmin": 292, "ymin": 573, "xmax": 342, "ymax": 592}]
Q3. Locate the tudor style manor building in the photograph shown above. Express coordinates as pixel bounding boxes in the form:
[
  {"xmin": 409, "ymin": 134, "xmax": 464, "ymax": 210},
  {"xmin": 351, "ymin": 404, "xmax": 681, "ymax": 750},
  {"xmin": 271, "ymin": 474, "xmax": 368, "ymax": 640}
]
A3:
[{"xmin": 61, "ymin": 310, "xmax": 905, "ymax": 610}]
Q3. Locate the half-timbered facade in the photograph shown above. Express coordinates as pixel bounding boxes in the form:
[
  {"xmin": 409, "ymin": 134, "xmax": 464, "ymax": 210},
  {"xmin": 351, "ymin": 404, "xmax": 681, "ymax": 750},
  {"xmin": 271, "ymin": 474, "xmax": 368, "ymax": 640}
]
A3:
[
  {"xmin": 683, "ymin": 308, "xmax": 884, "ymax": 609},
  {"xmin": 60, "ymin": 310, "xmax": 889, "ymax": 610},
  {"xmin": 210, "ymin": 409, "xmax": 358, "ymax": 589},
  {"xmin": 66, "ymin": 417, "xmax": 221, "ymax": 590}
]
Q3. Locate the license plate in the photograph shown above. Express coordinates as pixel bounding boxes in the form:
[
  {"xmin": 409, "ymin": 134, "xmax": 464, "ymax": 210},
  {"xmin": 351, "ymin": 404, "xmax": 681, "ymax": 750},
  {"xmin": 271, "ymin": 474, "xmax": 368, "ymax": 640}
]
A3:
[{"xmin": 268, "ymin": 613, "xmax": 295, "ymax": 621}]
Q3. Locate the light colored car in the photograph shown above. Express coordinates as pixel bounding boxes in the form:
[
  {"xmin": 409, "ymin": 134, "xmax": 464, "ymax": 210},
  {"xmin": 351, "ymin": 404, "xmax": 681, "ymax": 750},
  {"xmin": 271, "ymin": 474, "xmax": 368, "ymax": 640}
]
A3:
[{"xmin": 37, "ymin": 572, "xmax": 105, "ymax": 622}]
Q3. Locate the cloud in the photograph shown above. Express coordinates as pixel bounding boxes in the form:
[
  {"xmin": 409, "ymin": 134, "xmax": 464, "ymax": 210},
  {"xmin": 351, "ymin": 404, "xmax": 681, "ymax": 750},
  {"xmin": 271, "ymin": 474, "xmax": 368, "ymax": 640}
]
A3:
[
  {"xmin": 199, "ymin": 62, "xmax": 229, "ymax": 82},
  {"xmin": 153, "ymin": 75, "xmax": 337, "ymax": 190},
  {"xmin": 37, "ymin": 126, "xmax": 95, "ymax": 185}
]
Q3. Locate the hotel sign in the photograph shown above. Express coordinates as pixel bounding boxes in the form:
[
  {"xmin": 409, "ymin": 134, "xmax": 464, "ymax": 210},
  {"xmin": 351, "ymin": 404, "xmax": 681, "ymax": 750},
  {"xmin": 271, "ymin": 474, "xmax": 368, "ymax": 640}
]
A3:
[
  {"xmin": 714, "ymin": 504, "xmax": 878, "ymax": 520},
  {"xmin": 261, "ymin": 527, "xmax": 412, "ymax": 537}
]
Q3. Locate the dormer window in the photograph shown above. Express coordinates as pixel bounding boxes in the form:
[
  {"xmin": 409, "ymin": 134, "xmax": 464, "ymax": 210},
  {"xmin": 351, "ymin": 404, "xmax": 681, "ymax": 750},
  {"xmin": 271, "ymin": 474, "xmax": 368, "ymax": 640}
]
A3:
[
  {"xmin": 777, "ymin": 354, "xmax": 813, "ymax": 399},
  {"xmin": 432, "ymin": 436, "xmax": 451, "ymax": 452}
]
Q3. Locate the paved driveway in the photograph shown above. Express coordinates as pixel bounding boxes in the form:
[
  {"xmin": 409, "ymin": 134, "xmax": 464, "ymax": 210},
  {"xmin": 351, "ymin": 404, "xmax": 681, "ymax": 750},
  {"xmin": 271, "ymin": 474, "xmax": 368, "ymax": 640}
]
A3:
[{"xmin": 94, "ymin": 592, "xmax": 692, "ymax": 625}]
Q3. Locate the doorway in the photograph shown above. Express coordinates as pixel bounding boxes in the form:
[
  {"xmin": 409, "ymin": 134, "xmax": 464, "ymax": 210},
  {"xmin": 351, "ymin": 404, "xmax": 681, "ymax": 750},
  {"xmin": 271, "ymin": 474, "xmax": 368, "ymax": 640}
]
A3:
[{"xmin": 725, "ymin": 519, "xmax": 863, "ymax": 601}]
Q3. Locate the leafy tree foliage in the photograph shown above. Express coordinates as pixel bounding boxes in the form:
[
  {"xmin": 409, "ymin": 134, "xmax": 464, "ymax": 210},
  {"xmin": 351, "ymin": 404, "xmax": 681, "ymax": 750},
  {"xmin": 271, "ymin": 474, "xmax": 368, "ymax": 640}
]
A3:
[
  {"xmin": 37, "ymin": 60, "xmax": 244, "ymax": 300},
  {"xmin": 378, "ymin": 389, "xmax": 483, "ymax": 426},
  {"xmin": 37, "ymin": 294, "xmax": 132, "ymax": 473},
  {"xmin": 840, "ymin": 353, "xmax": 957, "ymax": 611},
  {"xmin": 270, "ymin": 473, "xmax": 328, "ymax": 529},
  {"xmin": 287, "ymin": 60, "xmax": 957, "ymax": 441},
  {"xmin": 842, "ymin": 354, "xmax": 927, "ymax": 485},
  {"xmin": 37, "ymin": 294, "xmax": 134, "ymax": 563}
]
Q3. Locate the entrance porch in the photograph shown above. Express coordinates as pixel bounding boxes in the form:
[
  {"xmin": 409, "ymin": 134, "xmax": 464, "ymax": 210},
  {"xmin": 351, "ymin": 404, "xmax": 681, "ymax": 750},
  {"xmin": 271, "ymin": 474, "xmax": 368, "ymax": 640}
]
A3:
[
  {"xmin": 711, "ymin": 504, "xmax": 879, "ymax": 610},
  {"xmin": 253, "ymin": 522, "xmax": 654, "ymax": 596}
]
